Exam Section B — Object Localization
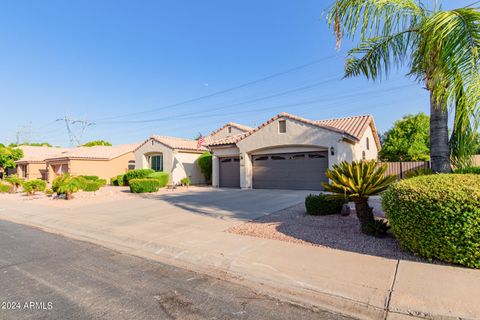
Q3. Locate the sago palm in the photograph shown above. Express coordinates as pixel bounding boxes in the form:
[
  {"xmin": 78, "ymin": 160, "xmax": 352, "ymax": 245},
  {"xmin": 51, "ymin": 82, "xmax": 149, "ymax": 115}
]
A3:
[
  {"xmin": 323, "ymin": 161, "xmax": 396, "ymax": 234},
  {"xmin": 328, "ymin": 0, "xmax": 480, "ymax": 172}
]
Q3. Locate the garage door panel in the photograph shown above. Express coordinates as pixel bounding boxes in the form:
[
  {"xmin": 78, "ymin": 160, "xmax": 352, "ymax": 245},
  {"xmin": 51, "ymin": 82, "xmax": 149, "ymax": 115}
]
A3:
[
  {"xmin": 253, "ymin": 152, "xmax": 328, "ymax": 191},
  {"xmin": 219, "ymin": 157, "xmax": 240, "ymax": 188}
]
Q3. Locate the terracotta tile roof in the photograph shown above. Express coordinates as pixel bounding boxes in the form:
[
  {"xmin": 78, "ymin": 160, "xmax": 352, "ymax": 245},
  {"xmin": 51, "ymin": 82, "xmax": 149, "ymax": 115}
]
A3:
[
  {"xmin": 45, "ymin": 144, "xmax": 138, "ymax": 161},
  {"xmin": 316, "ymin": 115, "xmax": 381, "ymax": 149},
  {"xmin": 135, "ymin": 135, "xmax": 207, "ymax": 152},
  {"xmin": 205, "ymin": 133, "xmax": 248, "ymax": 147},
  {"xmin": 16, "ymin": 146, "xmax": 71, "ymax": 163},
  {"xmin": 208, "ymin": 122, "xmax": 253, "ymax": 137}
]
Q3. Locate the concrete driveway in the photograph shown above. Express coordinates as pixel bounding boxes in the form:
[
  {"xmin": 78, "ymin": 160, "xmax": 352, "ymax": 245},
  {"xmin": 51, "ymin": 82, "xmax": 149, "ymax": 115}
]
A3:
[{"xmin": 138, "ymin": 188, "xmax": 314, "ymax": 220}]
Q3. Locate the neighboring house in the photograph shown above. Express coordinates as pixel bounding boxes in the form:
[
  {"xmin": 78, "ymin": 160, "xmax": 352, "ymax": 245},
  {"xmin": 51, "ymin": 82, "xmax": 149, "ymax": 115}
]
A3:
[
  {"xmin": 15, "ymin": 146, "xmax": 70, "ymax": 180},
  {"xmin": 45, "ymin": 144, "xmax": 137, "ymax": 182},
  {"xmin": 206, "ymin": 112, "xmax": 380, "ymax": 190},
  {"xmin": 135, "ymin": 123, "xmax": 253, "ymax": 185}
]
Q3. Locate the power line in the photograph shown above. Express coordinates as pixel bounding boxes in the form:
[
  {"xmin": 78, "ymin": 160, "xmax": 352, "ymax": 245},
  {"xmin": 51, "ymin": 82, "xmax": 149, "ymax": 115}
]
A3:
[{"xmin": 94, "ymin": 55, "xmax": 338, "ymax": 122}]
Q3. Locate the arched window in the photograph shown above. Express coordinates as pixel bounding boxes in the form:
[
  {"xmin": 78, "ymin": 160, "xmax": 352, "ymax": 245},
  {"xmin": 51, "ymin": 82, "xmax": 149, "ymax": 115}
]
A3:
[{"xmin": 366, "ymin": 137, "xmax": 370, "ymax": 150}]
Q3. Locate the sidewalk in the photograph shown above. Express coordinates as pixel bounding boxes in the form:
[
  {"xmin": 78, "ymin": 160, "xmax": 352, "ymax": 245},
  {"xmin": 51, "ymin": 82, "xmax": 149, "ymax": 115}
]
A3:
[{"xmin": 0, "ymin": 196, "xmax": 478, "ymax": 320}]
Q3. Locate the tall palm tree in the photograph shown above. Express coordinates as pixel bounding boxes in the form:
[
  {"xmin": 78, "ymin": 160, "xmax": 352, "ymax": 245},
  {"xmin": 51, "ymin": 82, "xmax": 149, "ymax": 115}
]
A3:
[{"xmin": 328, "ymin": 1, "xmax": 480, "ymax": 172}]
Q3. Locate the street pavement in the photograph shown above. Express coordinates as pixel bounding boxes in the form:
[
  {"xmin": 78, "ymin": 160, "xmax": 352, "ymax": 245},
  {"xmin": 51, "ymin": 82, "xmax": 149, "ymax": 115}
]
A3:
[{"xmin": 0, "ymin": 220, "xmax": 351, "ymax": 320}]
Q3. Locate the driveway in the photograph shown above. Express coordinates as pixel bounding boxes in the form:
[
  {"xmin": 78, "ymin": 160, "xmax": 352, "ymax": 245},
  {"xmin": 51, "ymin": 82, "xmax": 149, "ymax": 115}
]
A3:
[{"xmin": 139, "ymin": 188, "xmax": 314, "ymax": 220}]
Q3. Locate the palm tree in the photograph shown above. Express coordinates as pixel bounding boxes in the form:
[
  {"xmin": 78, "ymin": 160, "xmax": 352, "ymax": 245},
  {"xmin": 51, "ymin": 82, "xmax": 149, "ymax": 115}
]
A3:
[
  {"xmin": 323, "ymin": 161, "xmax": 397, "ymax": 234},
  {"xmin": 328, "ymin": 1, "xmax": 480, "ymax": 172}
]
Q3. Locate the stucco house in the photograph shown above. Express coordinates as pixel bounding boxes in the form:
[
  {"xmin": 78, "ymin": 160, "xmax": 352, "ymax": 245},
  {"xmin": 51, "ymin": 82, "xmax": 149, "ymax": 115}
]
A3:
[
  {"xmin": 15, "ymin": 146, "xmax": 70, "ymax": 180},
  {"xmin": 207, "ymin": 112, "xmax": 380, "ymax": 190},
  {"xmin": 45, "ymin": 144, "xmax": 137, "ymax": 182},
  {"xmin": 134, "ymin": 123, "xmax": 253, "ymax": 185}
]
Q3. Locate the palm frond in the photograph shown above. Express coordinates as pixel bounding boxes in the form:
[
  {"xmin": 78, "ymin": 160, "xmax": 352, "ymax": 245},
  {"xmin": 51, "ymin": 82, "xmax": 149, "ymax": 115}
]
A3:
[
  {"xmin": 345, "ymin": 29, "xmax": 418, "ymax": 80},
  {"xmin": 328, "ymin": 0, "xmax": 425, "ymax": 48}
]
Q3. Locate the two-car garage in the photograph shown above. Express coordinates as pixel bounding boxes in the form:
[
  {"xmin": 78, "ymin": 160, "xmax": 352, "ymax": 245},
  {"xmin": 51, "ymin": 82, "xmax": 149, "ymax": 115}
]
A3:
[
  {"xmin": 252, "ymin": 151, "xmax": 328, "ymax": 190},
  {"xmin": 218, "ymin": 151, "xmax": 328, "ymax": 190}
]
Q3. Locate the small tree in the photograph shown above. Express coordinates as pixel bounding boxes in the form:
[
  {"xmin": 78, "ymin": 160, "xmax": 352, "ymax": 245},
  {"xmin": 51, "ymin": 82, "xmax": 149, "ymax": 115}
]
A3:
[
  {"xmin": 4, "ymin": 175, "xmax": 23, "ymax": 193},
  {"xmin": 81, "ymin": 140, "xmax": 112, "ymax": 147},
  {"xmin": 323, "ymin": 161, "xmax": 396, "ymax": 235},
  {"xmin": 0, "ymin": 146, "xmax": 23, "ymax": 172},
  {"xmin": 380, "ymin": 113, "xmax": 430, "ymax": 161}
]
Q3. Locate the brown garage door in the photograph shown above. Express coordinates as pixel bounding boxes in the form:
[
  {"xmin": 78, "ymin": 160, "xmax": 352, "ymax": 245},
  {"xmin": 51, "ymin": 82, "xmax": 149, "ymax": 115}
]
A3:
[
  {"xmin": 219, "ymin": 157, "xmax": 240, "ymax": 188},
  {"xmin": 253, "ymin": 152, "xmax": 328, "ymax": 190}
]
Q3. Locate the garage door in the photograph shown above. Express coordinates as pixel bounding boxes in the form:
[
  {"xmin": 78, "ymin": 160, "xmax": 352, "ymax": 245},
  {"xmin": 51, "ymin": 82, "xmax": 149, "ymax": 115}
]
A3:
[
  {"xmin": 219, "ymin": 157, "xmax": 240, "ymax": 188},
  {"xmin": 253, "ymin": 152, "xmax": 328, "ymax": 190}
]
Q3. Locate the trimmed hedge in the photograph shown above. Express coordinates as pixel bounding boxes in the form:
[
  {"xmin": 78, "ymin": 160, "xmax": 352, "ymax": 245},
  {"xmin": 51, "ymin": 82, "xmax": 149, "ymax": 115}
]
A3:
[
  {"xmin": 147, "ymin": 172, "xmax": 169, "ymax": 187},
  {"xmin": 110, "ymin": 176, "xmax": 118, "ymax": 186},
  {"xmin": 125, "ymin": 169, "xmax": 154, "ymax": 185},
  {"xmin": 454, "ymin": 166, "xmax": 480, "ymax": 174},
  {"xmin": 80, "ymin": 175, "xmax": 99, "ymax": 181},
  {"xmin": 382, "ymin": 174, "xmax": 480, "ymax": 268},
  {"xmin": 117, "ymin": 174, "xmax": 126, "ymax": 186},
  {"xmin": 197, "ymin": 152, "xmax": 212, "ymax": 182},
  {"xmin": 129, "ymin": 178, "xmax": 161, "ymax": 193},
  {"xmin": 22, "ymin": 179, "xmax": 47, "ymax": 195},
  {"xmin": 305, "ymin": 194, "xmax": 345, "ymax": 216}
]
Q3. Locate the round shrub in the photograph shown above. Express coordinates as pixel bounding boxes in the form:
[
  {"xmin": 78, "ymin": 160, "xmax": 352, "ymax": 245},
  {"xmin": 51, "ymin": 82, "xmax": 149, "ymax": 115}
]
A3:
[
  {"xmin": 82, "ymin": 180, "xmax": 102, "ymax": 192},
  {"xmin": 382, "ymin": 174, "xmax": 480, "ymax": 268},
  {"xmin": 125, "ymin": 169, "xmax": 155, "ymax": 185},
  {"xmin": 117, "ymin": 174, "xmax": 126, "ymax": 186},
  {"xmin": 129, "ymin": 178, "xmax": 161, "ymax": 193},
  {"xmin": 305, "ymin": 194, "xmax": 345, "ymax": 215},
  {"xmin": 79, "ymin": 175, "xmax": 99, "ymax": 181},
  {"xmin": 147, "ymin": 172, "xmax": 170, "ymax": 187}
]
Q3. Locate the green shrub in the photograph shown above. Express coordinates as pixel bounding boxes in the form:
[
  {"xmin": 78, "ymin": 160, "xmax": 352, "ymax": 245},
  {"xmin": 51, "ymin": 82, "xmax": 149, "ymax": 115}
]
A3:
[
  {"xmin": 454, "ymin": 166, "xmax": 480, "ymax": 174},
  {"xmin": 82, "ymin": 180, "xmax": 102, "ymax": 192},
  {"xmin": 125, "ymin": 169, "xmax": 154, "ymax": 185},
  {"xmin": 79, "ymin": 175, "xmax": 99, "ymax": 181},
  {"xmin": 404, "ymin": 167, "xmax": 432, "ymax": 179},
  {"xmin": 98, "ymin": 178, "xmax": 107, "ymax": 186},
  {"xmin": 0, "ymin": 183, "xmax": 11, "ymax": 193},
  {"xmin": 364, "ymin": 219, "xmax": 390, "ymax": 238},
  {"xmin": 22, "ymin": 179, "xmax": 46, "ymax": 195},
  {"xmin": 382, "ymin": 174, "xmax": 480, "ymax": 268},
  {"xmin": 147, "ymin": 172, "xmax": 170, "ymax": 187},
  {"xmin": 52, "ymin": 174, "xmax": 81, "ymax": 199},
  {"xmin": 197, "ymin": 152, "xmax": 212, "ymax": 183},
  {"xmin": 305, "ymin": 194, "xmax": 345, "ymax": 216},
  {"xmin": 110, "ymin": 176, "xmax": 119, "ymax": 186},
  {"xmin": 117, "ymin": 174, "xmax": 126, "ymax": 186},
  {"xmin": 4, "ymin": 175, "xmax": 23, "ymax": 192},
  {"xmin": 129, "ymin": 178, "xmax": 161, "ymax": 193},
  {"xmin": 180, "ymin": 177, "xmax": 191, "ymax": 187},
  {"xmin": 45, "ymin": 188, "xmax": 54, "ymax": 196}
]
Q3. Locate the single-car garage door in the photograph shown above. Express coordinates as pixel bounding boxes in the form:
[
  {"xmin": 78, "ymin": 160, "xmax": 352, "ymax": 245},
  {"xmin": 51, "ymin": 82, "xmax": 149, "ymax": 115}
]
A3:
[
  {"xmin": 253, "ymin": 151, "xmax": 328, "ymax": 190},
  {"xmin": 219, "ymin": 157, "xmax": 240, "ymax": 188}
]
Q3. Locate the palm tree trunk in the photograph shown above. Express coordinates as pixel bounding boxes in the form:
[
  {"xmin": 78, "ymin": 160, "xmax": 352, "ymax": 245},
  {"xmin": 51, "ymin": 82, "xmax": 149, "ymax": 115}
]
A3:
[
  {"xmin": 353, "ymin": 197, "xmax": 374, "ymax": 233},
  {"xmin": 430, "ymin": 91, "xmax": 451, "ymax": 173}
]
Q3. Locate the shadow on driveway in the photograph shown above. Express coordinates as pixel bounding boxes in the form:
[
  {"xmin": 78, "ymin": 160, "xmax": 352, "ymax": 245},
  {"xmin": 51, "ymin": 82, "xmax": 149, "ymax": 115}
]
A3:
[{"xmin": 136, "ymin": 188, "xmax": 316, "ymax": 221}]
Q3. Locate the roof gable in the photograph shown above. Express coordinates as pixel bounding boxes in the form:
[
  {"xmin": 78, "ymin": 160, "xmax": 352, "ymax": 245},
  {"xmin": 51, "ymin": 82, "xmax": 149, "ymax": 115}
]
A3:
[{"xmin": 135, "ymin": 135, "xmax": 207, "ymax": 152}]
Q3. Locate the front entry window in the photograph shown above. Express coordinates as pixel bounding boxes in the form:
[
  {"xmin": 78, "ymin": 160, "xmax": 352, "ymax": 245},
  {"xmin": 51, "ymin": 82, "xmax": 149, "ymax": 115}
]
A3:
[{"xmin": 150, "ymin": 155, "xmax": 163, "ymax": 171}]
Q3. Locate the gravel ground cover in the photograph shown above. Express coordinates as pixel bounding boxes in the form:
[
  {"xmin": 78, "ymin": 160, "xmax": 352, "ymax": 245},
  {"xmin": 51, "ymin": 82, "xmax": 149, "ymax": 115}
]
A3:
[{"xmin": 227, "ymin": 201, "xmax": 427, "ymax": 262}]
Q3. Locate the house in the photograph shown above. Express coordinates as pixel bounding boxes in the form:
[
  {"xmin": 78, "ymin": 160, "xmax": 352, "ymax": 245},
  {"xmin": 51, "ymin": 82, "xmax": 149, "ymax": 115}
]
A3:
[
  {"xmin": 206, "ymin": 112, "xmax": 380, "ymax": 190},
  {"xmin": 45, "ymin": 144, "xmax": 137, "ymax": 182},
  {"xmin": 134, "ymin": 123, "xmax": 253, "ymax": 185},
  {"xmin": 15, "ymin": 146, "xmax": 70, "ymax": 180}
]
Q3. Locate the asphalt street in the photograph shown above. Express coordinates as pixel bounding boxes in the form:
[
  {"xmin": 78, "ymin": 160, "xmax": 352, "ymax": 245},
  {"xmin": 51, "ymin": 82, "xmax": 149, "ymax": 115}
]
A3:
[{"xmin": 0, "ymin": 220, "xmax": 352, "ymax": 320}]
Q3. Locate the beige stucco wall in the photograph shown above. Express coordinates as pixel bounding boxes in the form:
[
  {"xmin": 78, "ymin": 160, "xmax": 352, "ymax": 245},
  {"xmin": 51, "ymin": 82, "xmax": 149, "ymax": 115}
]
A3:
[
  {"xmin": 46, "ymin": 160, "xmax": 70, "ymax": 182},
  {"xmin": 29, "ymin": 163, "xmax": 47, "ymax": 180},
  {"xmin": 352, "ymin": 125, "xmax": 379, "ymax": 161},
  {"xmin": 135, "ymin": 138, "xmax": 205, "ymax": 185},
  {"xmin": 67, "ymin": 152, "xmax": 134, "ymax": 181},
  {"xmin": 209, "ymin": 126, "xmax": 245, "ymax": 141}
]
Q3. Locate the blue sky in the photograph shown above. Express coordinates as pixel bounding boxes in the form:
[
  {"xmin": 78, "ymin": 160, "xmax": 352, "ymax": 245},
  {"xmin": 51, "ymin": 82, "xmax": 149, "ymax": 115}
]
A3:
[{"xmin": 0, "ymin": 0, "xmax": 473, "ymax": 146}]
